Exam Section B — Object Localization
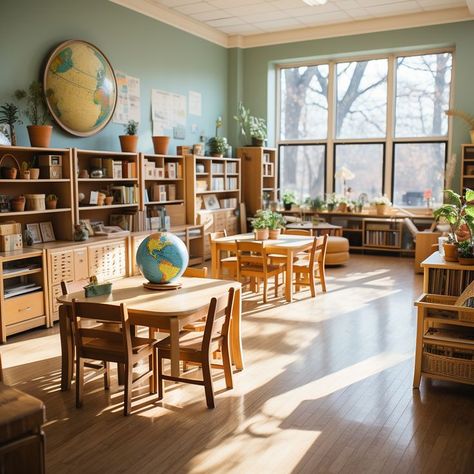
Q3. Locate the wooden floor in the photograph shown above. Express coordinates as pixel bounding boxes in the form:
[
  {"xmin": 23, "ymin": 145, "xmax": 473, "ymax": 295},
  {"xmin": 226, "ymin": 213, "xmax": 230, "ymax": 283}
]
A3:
[{"xmin": 1, "ymin": 255, "xmax": 473, "ymax": 473}]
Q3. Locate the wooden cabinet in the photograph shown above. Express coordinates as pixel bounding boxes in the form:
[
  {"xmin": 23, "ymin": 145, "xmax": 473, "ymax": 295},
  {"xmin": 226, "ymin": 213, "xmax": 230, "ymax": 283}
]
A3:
[
  {"xmin": 88, "ymin": 239, "xmax": 127, "ymax": 281},
  {"xmin": 4, "ymin": 291, "xmax": 44, "ymax": 326},
  {"xmin": 73, "ymin": 248, "xmax": 89, "ymax": 281},
  {"xmin": 460, "ymin": 144, "xmax": 474, "ymax": 192},
  {"xmin": 198, "ymin": 209, "xmax": 238, "ymax": 259}
]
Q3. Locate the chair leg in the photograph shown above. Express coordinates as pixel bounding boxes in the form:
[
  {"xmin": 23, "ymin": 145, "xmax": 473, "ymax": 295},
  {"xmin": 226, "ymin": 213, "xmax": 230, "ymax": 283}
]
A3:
[
  {"xmin": 123, "ymin": 363, "xmax": 133, "ymax": 416},
  {"xmin": 274, "ymin": 274, "xmax": 278, "ymax": 297},
  {"xmin": 148, "ymin": 352, "xmax": 156, "ymax": 394},
  {"xmin": 295, "ymin": 272, "xmax": 301, "ymax": 292},
  {"xmin": 309, "ymin": 271, "xmax": 316, "ymax": 298},
  {"xmin": 157, "ymin": 353, "xmax": 164, "ymax": 401},
  {"xmin": 319, "ymin": 261, "xmax": 327, "ymax": 292},
  {"xmin": 221, "ymin": 340, "xmax": 233, "ymax": 390},
  {"xmin": 104, "ymin": 361, "xmax": 110, "ymax": 390},
  {"xmin": 202, "ymin": 357, "xmax": 215, "ymax": 409},
  {"xmin": 75, "ymin": 358, "xmax": 84, "ymax": 408},
  {"xmin": 263, "ymin": 278, "xmax": 268, "ymax": 304}
]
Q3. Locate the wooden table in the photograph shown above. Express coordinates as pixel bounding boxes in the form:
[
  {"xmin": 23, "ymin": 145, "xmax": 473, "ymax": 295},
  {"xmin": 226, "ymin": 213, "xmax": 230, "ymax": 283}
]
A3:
[
  {"xmin": 286, "ymin": 222, "xmax": 343, "ymax": 236},
  {"xmin": 211, "ymin": 233, "xmax": 314, "ymax": 303},
  {"xmin": 57, "ymin": 275, "xmax": 243, "ymax": 391}
]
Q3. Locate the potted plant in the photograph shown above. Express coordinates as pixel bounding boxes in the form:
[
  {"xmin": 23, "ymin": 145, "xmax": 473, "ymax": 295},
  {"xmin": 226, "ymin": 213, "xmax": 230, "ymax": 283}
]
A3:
[
  {"xmin": 457, "ymin": 240, "xmax": 474, "ymax": 265},
  {"xmin": 208, "ymin": 116, "xmax": 228, "ymax": 157},
  {"xmin": 105, "ymin": 192, "xmax": 114, "ymax": 206},
  {"xmin": 434, "ymin": 189, "xmax": 474, "ymax": 262},
  {"xmin": 326, "ymin": 193, "xmax": 338, "ymax": 212},
  {"xmin": 371, "ymin": 195, "xmax": 392, "ymax": 216},
  {"xmin": 445, "ymin": 109, "xmax": 474, "ymax": 144},
  {"xmin": 119, "ymin": 120, "xmax": 139, "ymax": 152},
  {"xmin": 10, "ymin": 195, "xmax": 25, "ymax": 212},
  {"xmin": 251, "ymin": 209, "xmax": 270, "ymax": 240},
  {"xmin": 282, "ymin": 190, "xmax": 296, "ymax": 211},
  {"xmin": 152, "ymin": 136, "xmax": 170, "ymax": 155},
  {"xmin": 337, "ymin": 196, "xmax": 350, "ymax": 213},
  {"xmin": 0, "ymin": 102, "xmax": 20, "ymax": 146},
  {"xmin": 15, "ymin": 81, "xmax": 53, "ymax": 147},
  {"xmin": 20, "ymin": 158, "xmax": 40, "ymax": 180},
  {"xmin": 234, "ymin": 102, "xmax": 267, "ymax": 146},
  {"xmin": 46, "ymin": 193, "xmax": 58, "ymax": 209},
  {"xmin": 353, "ymin": 198, "xmax": 364, "ymax": 213},
  {"xmin": 310, "ymin": 196, "xmax": 325, "ymax": 212},
  {"xmin": 267, "ymin": 211, "xmax": 285, "ymax": 239}
]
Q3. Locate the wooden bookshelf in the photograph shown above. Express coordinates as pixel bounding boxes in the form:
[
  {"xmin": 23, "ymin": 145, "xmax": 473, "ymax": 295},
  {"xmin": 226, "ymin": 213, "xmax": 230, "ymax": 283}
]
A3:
[
  {"xmin": 237, "ymin": 147, "xmax": 278, "ymax": 216},
  {"xmin": 0, "ymin": 146, "xmax": 74, "ymax": 240},
  {"xmin": 363, "ymin": 218, "xmax": 403, "ymax": 249},
  {"xmin": 73, "ymin": 148, "xmax": 140, "ymax": 230},
  {"xmin": 460, "ymin": 144, "xmax": 474, "ymax": 192}
]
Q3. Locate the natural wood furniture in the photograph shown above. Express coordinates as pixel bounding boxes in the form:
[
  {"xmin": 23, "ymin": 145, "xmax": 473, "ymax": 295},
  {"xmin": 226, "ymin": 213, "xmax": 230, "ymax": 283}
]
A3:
[
  {"xmin": 157, "ymin": 287, "xmax": 235, "ymax": 409},
  {"xmin": 236, "ymin": 241, "xmax": 285, "ymax": 303},
  {"xmin": 286, "ymin": 222, "xmax": 343, "ymax": 236},
  {"xmin": 211, "ymin": 233, "xmax": 314, "ymax": 302},
  {"xmin": 460, "ymin": 144, "xmax": 474, "ymax": 193},
  {"xmin": 414, "ymin": 254, "xmax": 474, "ymax": 387},
  {"xmin": 414, "ymin": 231, "xmax": 441, "ymax": 273},
  {"xmin": 57, "ymin": 275, "xmax": 243, "ymax": 391},
  {"xmin": 0, "ymin": 382, "xmax": 46, "ymax": 473},
  {"xmin": 237, "ymin": 147, "xmax": 278, "ymax": 216},
  {"xmin": 0, "ymin": 248, "xmax": 48, "ymax": 342},
  {"xmin": 209, "ymin": 230, "xmax": 237, "ymax": 278},
  {"xmin": 0, "ymin": 146, "xmax": 75, "ymax": 240},
  {"xmin": 71, "ymin": 300, "xmax": 157, "ymax": 415}
]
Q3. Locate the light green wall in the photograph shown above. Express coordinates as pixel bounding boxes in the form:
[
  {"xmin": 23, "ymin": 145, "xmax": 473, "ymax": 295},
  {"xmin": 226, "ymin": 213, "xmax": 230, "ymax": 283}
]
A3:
[
  {"xmin": 0, "ymin": 0, "xmax": 228, "ymax": 153},
  {"xmin": 235, "ymin": 20, "xmax": 474, "ymax": 190}
]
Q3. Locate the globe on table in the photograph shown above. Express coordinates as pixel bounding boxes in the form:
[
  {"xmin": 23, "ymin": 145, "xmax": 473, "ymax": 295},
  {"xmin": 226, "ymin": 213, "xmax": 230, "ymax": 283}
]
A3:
[{"xmin": 136, "ymin": 232, "xmax": 189, "ymax": 284}]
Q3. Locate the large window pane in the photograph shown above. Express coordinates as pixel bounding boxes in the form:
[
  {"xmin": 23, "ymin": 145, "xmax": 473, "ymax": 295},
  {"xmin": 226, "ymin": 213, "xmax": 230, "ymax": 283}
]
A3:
[
  {"xmin": 395, "ymin": 53, "xmax": 452, "ymax": 137},
  {"xmin": 393, "ymin": 142, "xmax": 446, "ymax": 206},
  {"xmin": 279, "ymin": 145, "xmax": 325, "ymax": 201},
  {"xmin": 334, "ymin": 144, "xmax": 384, "ymax": 200},
  {"xmin": 336, "ymin": 59, "xmax": 387, "ymax": 139},
  {"xmin": 280, "ymin": 65, "xmax": 328, "ymax": 140}
]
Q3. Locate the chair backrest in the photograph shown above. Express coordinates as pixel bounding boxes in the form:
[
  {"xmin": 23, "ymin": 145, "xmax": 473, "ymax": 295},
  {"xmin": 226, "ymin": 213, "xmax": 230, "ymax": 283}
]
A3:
[
  {"xmin": 71, "ymin": 300, "xmax": 132, "ymax": 360},
  {"xmin": 284, "ymin": 228, "xmax": 312, "ymax": 236},
  {"xmin": 236, "ymin": 240, "xmax": 267, "ymax": 274},
  {"xmin": 311, "ymin": 234, "xmax": 328, "ymax": 268},
  {"xmin": 202, "ymin": 288, "xmax": 235, "ymax": 354},
  {"xmin": 208, "ymin": 230, "xmax": 227, "ymax": 246},
  {"xmin": 183, "ymin": 266, "xmax": 208, "ymax": 278},
  {"xmin": 61, "ymin": 279, "xmax": 90, "ymax": 296}
]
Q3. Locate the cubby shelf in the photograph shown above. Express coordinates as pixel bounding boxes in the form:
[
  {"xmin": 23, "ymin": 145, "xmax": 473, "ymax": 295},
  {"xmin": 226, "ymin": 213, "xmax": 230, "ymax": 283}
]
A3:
[{"xmin": 79, "ymin": 204, "xmax": 139, "ymax": 211}]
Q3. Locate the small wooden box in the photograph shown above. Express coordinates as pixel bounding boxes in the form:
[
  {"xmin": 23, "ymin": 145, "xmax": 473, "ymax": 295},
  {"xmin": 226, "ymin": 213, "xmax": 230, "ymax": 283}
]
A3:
[
  {"xmin": 168, "ymin": 184, "xmax": 176, "ymax": 201},
  {"xmin": 0, "ymin": 222, "xmax": 21, "ymax": 236},
  {"xmin": 166, "ymin": 162, "xmax": 177, "ymax": 179},
  {"xmin": 40, "ymin": 165, "xmax": 62, "ymax": 179},
  {"xmin": 177, "ymin": 146, "xmax": 193, "ymax": 156},
  {"xmin": 38, "ymin": 154, "xmax": 62, "ymax": 166},
  {"xmin": 0, "ymin": 233, "xmax": 23, "ymax": 251}
]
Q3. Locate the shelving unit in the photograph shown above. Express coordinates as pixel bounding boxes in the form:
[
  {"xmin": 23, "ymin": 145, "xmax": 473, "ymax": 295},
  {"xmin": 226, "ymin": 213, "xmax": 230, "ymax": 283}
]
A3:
[
  {"xmin": 0, "ymin": 248, "xmax": 49, "ymax": 342},
  {"xmin": 362, "ymin": 218, "xmax": 403, "ymax": 250},
  {"xmin": 0, "ymin": 146, "xmax": 74, "ymax": 240},
  {"xmin": 140, "ymin": 153, "xmax": 186, "ymax": 227},
  {"xmin": 74, "ymin": 148, "xmax": 140, "ymax": 230},
  {"xmin": 460, "ymin": 144, "xmax": 474, "ymax": 192},
  {"xmin": 237, "ymin": 147, "xmax": 278, "ymax": 216},
  {"xmin": 414, "ymin": 252, "xmax": 474, "ymax": 387}
]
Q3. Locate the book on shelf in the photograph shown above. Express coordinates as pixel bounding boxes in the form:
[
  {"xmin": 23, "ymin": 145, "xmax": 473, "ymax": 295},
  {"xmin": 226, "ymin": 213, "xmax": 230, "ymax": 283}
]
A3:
[
  {"xmin": 110, "ymin": 185, "xmax": 139, "ymax": 204},
  {"xmin": 212, "ymin": 177, "xmax": 225, "ymax": 191},
  {"xmin": 226, "ymin": 177, "xmax": 238, "ymax": 190},
  {"xmin": 211, "ymin": 162, "xmax": 224, "ymax": 174},
  {"xmin": 4, "ymin": 282, "xmax": 42, "ymax": 299},
  {"xmin": 122, "ymin": 161, "xmax": 137, "ymax": 178},
  {"xmin": 219, "ymin": 198, "xmax": 238, "ymax": 209},
  {"xmin": 227, "ymin": 162, "xmax": 237, "ymax": 173}
]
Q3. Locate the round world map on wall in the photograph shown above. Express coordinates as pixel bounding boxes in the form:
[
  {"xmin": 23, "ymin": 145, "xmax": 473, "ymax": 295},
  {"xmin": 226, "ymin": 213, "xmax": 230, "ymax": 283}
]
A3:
[{"xmin": 44, "ymin": 40, "xmax": 117, "ymax": 137}]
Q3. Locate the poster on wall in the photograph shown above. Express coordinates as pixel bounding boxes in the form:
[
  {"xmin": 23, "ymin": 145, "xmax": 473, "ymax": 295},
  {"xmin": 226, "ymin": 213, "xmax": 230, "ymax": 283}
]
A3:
[
  {"xmin": 113, "ymin": 71, "xmax": 141, "ymax": 124},
  {"xmin": 151, "ymin": 89, "xmax": 187, "ymax": 137},
  {"xmin": 188, "ymin": 91, "xmax": 202, "ymax": 117}
]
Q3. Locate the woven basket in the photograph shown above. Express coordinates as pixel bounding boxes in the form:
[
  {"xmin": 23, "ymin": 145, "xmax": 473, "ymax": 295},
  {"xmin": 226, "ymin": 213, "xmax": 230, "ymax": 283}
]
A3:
[
  {"xmin": 422, "ymin": 345, "xmax": 474, "ymax": 383},
  {"xmin": 455, "ymin": 281, "xmax": 474, "ymax": 322},
  {"xmin": 25, "ymin": 194, "xmax": 46, "ymax": 211},
  {"xmin": 0, "ymin": 153, "xmax": 20, "ymax": 179}
]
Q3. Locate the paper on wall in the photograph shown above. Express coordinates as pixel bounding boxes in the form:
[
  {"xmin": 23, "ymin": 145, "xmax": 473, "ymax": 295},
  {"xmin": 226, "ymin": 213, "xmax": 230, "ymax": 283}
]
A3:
[
  {"xmin": 188, "ymin": 91, "xmax": 202, "ymax": 117},
  {"xmin": 113, "ymin": 71, "xmax": 141, "ymax": 124},
  {"xmin": 151, "ymin": 89, "xmax": 187, "ymax": 135}
]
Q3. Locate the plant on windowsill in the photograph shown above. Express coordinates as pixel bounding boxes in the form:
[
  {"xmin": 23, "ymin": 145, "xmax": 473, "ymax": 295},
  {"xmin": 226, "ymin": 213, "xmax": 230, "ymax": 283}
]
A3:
[
  {"xmin": 119, "ymin": 120, "xmax": 139, "ymax": 152},
  {"xmin": 0, "ymin": 102, "xmax": 21, "ymax": 146},
  {"xmin": 337, "ymin": 196, "xmax": 350, "ymax": 213},
  {"xmin": 15, "ymin": 81, "xmax": 53, "ymax": 147},
  {"xmin": 234, "ymin": 102, "xmax": 267, "ymax": 147},
  {"xmin": 445, "ymin": 109, "xmax": 474, "ymax": 144},
  {"xmin": 208, "ymin": 116, "xmax": 228, "ymax": 157},
  {"xmin": 371, "ymin": 195, "xmax": 392, "ymax": 216},
  {"xmin": 325, "ymin": 193, "xmax": 339, "ymax": 212},
  {"xmin": 267, "ymin": 211, "xmax": 285, "ymax": 239},
  {"xmin": 282, "ymin": 190, "xmax": 297, "ymax": 211},
  {"xmin": 251, "ymin": 209, "xmax": 270, "ymax": 240}
]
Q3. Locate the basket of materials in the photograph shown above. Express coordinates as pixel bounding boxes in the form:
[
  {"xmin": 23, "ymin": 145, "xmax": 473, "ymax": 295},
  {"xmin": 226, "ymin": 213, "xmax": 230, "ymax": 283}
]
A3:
[{"xmin": 25, "ymin": 194, "xmax": 46, "ymax": 211}]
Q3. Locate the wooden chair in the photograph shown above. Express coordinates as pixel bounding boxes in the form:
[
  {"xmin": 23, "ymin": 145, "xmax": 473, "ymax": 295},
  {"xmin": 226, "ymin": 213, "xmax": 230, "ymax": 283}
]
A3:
[
  {"xmin": 157, "ymin": 288, "xmax": 235, "ymax": 409},
  {"xmin": 183, "ymin": 266, "xmax": 208, "ymax": 278},
  {"xmin": 293, "ymin": 234, "xmax": 328, "ymax": 297},
  {"xmin": 236, "ymin": 241, "xmax": 285, "ymax": 303},
  {"xmin": 209, "ymin": 230, "xmax": 237, "ymax": 278},
  {"xmin": 71, "ymin": 300, "xmax": 158, "ymax": 416}
]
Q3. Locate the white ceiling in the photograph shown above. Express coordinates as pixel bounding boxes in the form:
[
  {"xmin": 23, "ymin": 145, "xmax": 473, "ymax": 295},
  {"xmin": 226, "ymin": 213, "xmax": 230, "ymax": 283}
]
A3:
[{"xmin": 146, "ymin": 0, "xmax": 466, "ymax": 35}]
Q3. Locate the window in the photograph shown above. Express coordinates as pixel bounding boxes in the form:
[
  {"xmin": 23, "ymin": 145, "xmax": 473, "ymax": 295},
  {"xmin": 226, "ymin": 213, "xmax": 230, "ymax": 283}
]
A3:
[
  {"xmin": 279, "ymin": 145, "xmax": 325, "ymax": 201},
  {"xmin": 277, "ymin": 50, "xmax": 453, "ymax": 207}
]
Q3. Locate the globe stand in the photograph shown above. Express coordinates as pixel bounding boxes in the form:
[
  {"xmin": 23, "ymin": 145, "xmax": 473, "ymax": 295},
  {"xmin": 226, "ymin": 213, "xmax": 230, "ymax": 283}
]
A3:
[{"xmin": 143, "ymin": 281, "xmax": 182, "ymax": 291}]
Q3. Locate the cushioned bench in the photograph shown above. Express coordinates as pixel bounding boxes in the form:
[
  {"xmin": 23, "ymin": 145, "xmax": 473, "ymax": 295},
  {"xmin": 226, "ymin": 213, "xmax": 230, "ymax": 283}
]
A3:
[{"xmin": 326, "ymin": 236, "xmax": 350, "ymax": 266}]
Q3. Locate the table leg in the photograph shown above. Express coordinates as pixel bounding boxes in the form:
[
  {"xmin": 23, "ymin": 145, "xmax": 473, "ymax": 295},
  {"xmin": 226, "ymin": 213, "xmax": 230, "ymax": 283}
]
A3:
[
  {"xmin": 170, "ymin": 318, "xmax": 180, "ymax": 377},
  {"xmin": 285, "ymin": 252, "xmax": 294, "ymax": 302},
  {"xmin": 230, "ymin": 287, "xmax": 244, "ymax": 371},
  {"xmin": 59, "ymin": 305, "xmax": 73, "ymax": 391},
  {"xmin": 211, "ymin": 241, "xmax": 218, "ymax": 278},
  {"xmin": 413, "ymin": 306, "xmax": 424, "ymax": 389}
]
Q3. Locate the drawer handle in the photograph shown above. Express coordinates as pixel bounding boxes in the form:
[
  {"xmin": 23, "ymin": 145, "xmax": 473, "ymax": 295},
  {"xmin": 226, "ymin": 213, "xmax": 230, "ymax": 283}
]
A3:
[{"xmin": 19, "ymin": 306, "xmax": 32, "ymax": 312}]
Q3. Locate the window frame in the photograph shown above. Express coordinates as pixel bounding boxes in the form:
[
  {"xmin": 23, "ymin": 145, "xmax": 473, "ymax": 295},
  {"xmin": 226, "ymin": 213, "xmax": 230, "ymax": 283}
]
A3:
[{"xmin": 276, "ymin": 47, "xmax": 455, "ymax": 207}]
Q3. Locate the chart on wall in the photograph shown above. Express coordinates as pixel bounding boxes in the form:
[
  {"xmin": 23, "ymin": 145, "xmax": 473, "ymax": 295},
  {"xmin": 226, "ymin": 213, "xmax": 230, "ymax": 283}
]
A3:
[
  {"xmin": 113, "ymin": 71, "xmax": 140, "ymax": 124},
  {"xmin": 151, "ymin": 89, "xmax": 187, "ymax": 139}
]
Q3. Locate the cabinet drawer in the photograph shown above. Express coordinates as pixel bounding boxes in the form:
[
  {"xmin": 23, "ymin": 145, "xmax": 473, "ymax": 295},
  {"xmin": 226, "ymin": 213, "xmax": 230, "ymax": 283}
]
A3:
[
  {"xmin": 50, "ymin": 250, "xmax": 73, "ymax": 284},
  {"xmin": 73, "ymin": 248, "xmax": 89, "ymax": 281},
  {"xmin": 88, "ymin": 240, "xmax": 127, "ymax": 281},
  {"xmin": 4, "ymin": 291, "xmax": 45, "ymax": 325},
  {"xmin": 51, "ymin": 284, "xmax": 63, "ymax": 315}
]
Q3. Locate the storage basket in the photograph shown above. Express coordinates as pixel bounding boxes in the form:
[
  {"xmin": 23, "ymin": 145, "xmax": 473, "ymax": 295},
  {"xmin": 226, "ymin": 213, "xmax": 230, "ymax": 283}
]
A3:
[
  {"xmin": 25, "ymin": 194, "xmax": 46, "ymax": 211},
  {"xmin": 0, "ymin": 153, "xmax": 20, "ymax": 179},
  {"xmin": 415, "ymin": 293, "xmax": 474, "ymax": 323},
  {"xmin": 455, "ymin": 281, "xmax": 474, "ymax": 322},
  {"xmin": 422, "ymin": 344, "xmax": 474, "ymax": 383}
]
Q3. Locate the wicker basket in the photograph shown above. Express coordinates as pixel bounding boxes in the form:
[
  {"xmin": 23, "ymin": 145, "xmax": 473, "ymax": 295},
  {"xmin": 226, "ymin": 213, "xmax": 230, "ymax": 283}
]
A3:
[
  {"xmin": 416, "ymin": 293, "xmax": 474, "ymax": 323},
  {"xmin": 422, "ymin": 344, "xmax": 474, "ymax": 383},
  {"xmin": 25, "ymin": 194, "xmax": 46, "ymax": 211},
  {"xmin": 0, "ymin": 153, "xmax": 20, "ymax": 179},
  {"xmin": 455, "ymin": 281, "xmax": 474, "ymax": 322}
]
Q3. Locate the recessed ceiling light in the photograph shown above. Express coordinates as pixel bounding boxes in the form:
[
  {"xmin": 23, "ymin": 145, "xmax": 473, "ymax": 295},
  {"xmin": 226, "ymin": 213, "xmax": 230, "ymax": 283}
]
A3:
[{"xmin": 303, "ymin": 0, "xmax": 328, "ymax": 5}]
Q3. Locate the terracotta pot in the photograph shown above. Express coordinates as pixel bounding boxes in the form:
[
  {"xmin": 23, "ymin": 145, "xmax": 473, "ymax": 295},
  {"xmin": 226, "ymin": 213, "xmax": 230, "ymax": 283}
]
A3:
[
  {"xmin": 211, "ymin": 153, "xmax": 223, "ymax": 158},
  {"xmin": 152, "ymin": 136, "xmax": 170, "ymax": 155},
  {"xmin": 269, "ymin": 229, "xmax": 281, "ymax": 240},
  {"xmin": 20, "ymin": 170, "xmax": 30, "ymax": 179},
  {"xmin": 119, "ymin": 135, "xmax": 138, "ymax": 153},
  {"xmin": 29, "ymin": 168, "xmax": 40, "ymax": 180},
  {"xmin": 376, "ymin": 204, "xmax": 387, "ymax": 216},
  {"xmin": 458, "ymin": 256, "xmax": 474, "ymax": 265},
  {"xmin": 10, "ymin": 196, "xmax": 25, "ymax": 212},
  {"xmin": 443, "ymin": 242, "xmax": 458, "ymax": 262},
  {"xmin": 338, "ymin": 203, "xmax": 348, "ymax": 212},
  {"xmin": 105, "ymin": 196, "xmax": 114, "ymax": 206},
  {"xmin": 254, "ymin": 228, "xmax": 269, "ymax": 240},
  {"xmin": 46, "ymin": 199, "xmax": 58, "ymax": 209},
  {"xmin": 27, "ymin": 125, "xmax": 52, "ymax": 148},
  {"xmin": 3, "ymin": 167, "xmax": 17, "ymax": 179}
]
